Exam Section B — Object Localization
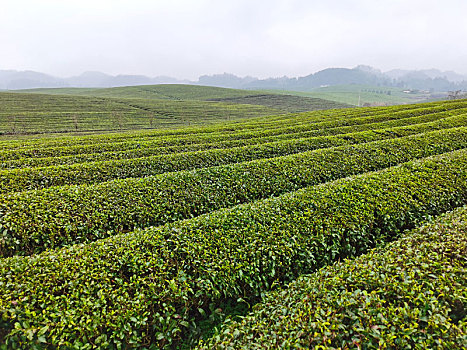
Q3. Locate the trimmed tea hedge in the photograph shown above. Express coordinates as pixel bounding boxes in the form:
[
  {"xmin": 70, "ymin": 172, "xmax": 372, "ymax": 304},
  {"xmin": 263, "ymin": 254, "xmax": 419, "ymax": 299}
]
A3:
[
  {"xmin": 1, "ymin": 150, "xmax": 467, "ymax": 348},
  {"xmin": 0, "ymin": 102, "xmax": 436, "ymax": 151},
  {"xmin": 2, "ymin": 128, "xmax": 467, "ymax": 256},
  {"xmin": 2, "ymin": 107, "xmax": 466, "ymax": 170},
  {"xmin": 198, "ymin": 206, "xmax": 467, "ymax": 349},
  {"xmin": 2, "ymin": 117, "xmax": 467, "ymax": 192},
  {"xmin": 0, "ymin": 103, "xmax": 462, "ymax": 161}
]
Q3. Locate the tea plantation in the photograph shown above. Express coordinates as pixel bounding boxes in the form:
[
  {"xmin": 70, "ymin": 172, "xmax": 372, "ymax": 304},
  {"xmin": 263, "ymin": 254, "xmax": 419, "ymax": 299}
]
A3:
[
  {"xmin": 0, "ymin": 85, "xmax": 351, "ymax": 135},
  {"xmin": 0, "ymin": 97, "xmax": 466, "ymax": 348}
]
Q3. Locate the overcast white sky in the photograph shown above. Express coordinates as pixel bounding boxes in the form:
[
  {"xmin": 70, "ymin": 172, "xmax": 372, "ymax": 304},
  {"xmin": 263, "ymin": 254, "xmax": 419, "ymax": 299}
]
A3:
[{"xmin": 1, "ymin": 0, "xmax": 466, "ymax": 79}]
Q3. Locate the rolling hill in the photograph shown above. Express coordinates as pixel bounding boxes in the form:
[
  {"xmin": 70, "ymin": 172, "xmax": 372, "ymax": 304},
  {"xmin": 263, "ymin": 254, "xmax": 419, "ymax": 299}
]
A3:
[
  {"xmin": 265, "ymin": 84, "xmax": 442, "ymax": 106},
  {"xmin": 0, "ymin": 91, "xmax": 279, "ymax": 135},
  {"xmin": 1, "ymin": 85, "xmax": 350, "ymax": 135}
]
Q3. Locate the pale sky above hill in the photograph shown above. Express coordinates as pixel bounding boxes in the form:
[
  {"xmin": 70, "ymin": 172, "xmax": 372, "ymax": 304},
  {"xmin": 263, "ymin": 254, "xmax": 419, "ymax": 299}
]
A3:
[{"xmin": 1, "ymin": 0, "xmax": 466, "ymax": 79}]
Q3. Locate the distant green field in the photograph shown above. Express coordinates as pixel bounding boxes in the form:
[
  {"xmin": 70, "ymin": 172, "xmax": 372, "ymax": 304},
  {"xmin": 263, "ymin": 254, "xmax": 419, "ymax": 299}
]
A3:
[
  {"xmin": 0, "ymin": 92, "xmax": 281, "ymax": 135},
  {"xmin": 3, "ymin": 85, "xmax": 350, "ymax": 135},
  {"xmin": 20, "ymin": 84, "xmax": 260, "ymax": 101},
  {"xmin": 265, "ymin": 84, "xmax": 440, "ymax": 106},
  {"xmin": 19, "ymin": 84, "xmax": 351, "ymax": 112},
  {"xmin": 207, "ymin": 93, "xmax": 349, "ymax": 112}
]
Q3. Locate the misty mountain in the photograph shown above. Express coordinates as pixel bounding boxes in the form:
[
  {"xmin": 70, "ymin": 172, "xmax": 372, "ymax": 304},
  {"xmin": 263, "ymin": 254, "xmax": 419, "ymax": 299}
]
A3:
[
  {"xmin": 0, "ymin": 70, "xmax": 65, "ymax": 90},
  {"xmin": 1, "ymin": 66, "xmax": 466, "ymax": 91},
  {"xmin": 0, "ymin": 71, "xmax": 189, "ymax": 90},
  {"xmin": 202, "ymin": 66, "xmax": 467, "ymax": 92},
  {"xmin": 386, "ymin": 68, "xmax": 467, "ymax": 83},
  {"xmin": 196, "ymin": 67, "xmax": 393, "ymax": 90},
  {"xmin": 198, "ymin": 73, "xmax": 258, "ymax": 89},
  {"xmin": 66, "ymin": 72, "xmax": 189, "ymax": 87},
  {"xmin": 66, "ymin": 71, "xmax": 113, "ymax": 87},
  {"xmin": 292, "ymin": 67, "xmax": 392, "ymax": 90}
]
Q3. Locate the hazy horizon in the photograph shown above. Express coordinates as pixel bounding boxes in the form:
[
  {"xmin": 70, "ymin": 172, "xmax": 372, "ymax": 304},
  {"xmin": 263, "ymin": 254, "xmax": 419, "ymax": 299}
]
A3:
[
  {"xmin": 2, "ymin": 65, "xmax": 466, "ymax": 81},
  {"xmin": 2, "ymin": 0, "xmax": 466, "ymax": 80}
]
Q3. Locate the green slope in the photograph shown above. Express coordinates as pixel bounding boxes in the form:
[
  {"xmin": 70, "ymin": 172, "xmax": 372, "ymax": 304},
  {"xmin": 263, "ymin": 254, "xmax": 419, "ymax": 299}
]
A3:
[
  {"xmin": 17, "ymin": 84, "xmax": 351, "ymax": 113},
  {"xmin": 265, "ymin": 84, "xmax": 442, "ymax": 106},
  {"xmin": 19, "ymin": 84, "xmax": 260, "ymax": 100},
  {"xmin": 207, "ymin": 93, "xmax": 350, "ymax": 112},
  {"xmin": 0, "ymin": 92, "xmax": 279, "ymax": 135}
]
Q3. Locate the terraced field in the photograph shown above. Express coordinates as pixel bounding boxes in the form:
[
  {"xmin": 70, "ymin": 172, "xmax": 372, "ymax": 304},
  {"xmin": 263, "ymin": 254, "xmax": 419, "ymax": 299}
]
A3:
[{"xmin": 0, "ymin": 99, "xmax": 466, "ymax": 348}]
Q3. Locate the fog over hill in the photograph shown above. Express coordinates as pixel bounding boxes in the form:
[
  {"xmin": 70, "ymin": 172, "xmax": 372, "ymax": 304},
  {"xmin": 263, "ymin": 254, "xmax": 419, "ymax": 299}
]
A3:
[
  {"xmin": 1, "ymin": 66, "xmax": 467, "ymax": 92},
  {"xmin": 0, "ymin": 70, "xmax": 190, "ymax": 90}
]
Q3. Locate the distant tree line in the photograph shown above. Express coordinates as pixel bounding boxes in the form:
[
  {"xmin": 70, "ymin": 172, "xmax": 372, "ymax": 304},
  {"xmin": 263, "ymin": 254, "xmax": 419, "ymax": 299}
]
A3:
[{"xmin": 448, "ymin": 90, "xmax": 467, "ymax": 100}]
